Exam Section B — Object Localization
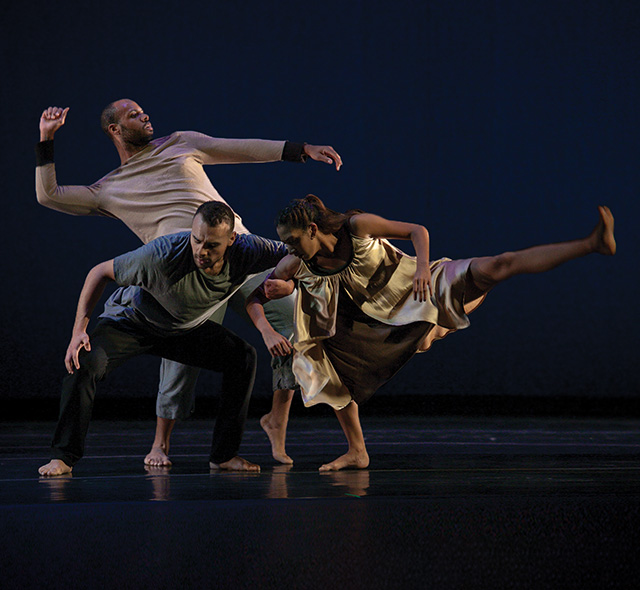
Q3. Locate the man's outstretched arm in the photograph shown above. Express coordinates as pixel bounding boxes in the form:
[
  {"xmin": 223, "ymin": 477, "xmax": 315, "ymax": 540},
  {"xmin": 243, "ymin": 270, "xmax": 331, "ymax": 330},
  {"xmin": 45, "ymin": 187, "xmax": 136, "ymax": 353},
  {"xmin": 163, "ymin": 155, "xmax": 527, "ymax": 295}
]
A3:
[
  {"xmin": 65, "ymin": 260, "xmax": 115, "ymax": 374},
  {"xmin": 36, "ymin": 106, "xmax": 102, "ymax": 216},
  {"xmin": 184, "ymin": 132, "xmax": 343, "ymax": 170}
]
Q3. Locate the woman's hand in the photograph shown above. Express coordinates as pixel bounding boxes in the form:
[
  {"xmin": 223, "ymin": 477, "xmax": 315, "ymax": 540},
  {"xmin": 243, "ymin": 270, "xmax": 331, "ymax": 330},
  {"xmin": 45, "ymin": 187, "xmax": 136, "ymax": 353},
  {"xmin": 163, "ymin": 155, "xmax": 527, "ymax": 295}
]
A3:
[{"xmin": 413, "ymin": 265, "xmax": 432, "ymax": 302}]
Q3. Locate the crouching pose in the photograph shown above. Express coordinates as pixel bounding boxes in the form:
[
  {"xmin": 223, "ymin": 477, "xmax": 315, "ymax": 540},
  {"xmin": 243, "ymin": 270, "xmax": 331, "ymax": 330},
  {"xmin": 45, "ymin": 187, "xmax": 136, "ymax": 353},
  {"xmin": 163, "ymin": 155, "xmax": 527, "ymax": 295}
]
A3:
[
  {"xmin": 246, "ymin": 195, "xmax": 616, "ymax": 471},
  {"xmin": 39, "ymin": 202, "xmax": 288, "ymax": 476}
]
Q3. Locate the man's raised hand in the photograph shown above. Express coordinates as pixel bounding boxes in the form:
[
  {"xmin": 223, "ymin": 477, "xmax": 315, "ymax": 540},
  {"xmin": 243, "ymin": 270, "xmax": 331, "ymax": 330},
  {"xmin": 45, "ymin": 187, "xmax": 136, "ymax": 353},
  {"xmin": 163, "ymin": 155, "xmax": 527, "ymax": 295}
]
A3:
[
  {"xmin": 303, "ymin": 144, "xmax": 343, "ymax": 170},
  {"xmin": 40, "ymin": 106, "xmax": 69, "ymax": 141}
]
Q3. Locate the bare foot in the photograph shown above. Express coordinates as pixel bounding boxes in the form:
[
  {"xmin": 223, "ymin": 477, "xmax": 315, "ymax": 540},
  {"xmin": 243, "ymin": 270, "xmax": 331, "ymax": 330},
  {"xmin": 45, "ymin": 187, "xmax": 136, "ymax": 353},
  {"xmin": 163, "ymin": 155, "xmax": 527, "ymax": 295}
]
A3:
[
  {"xmin": 210, "ymin": 456, "xmax": 261, "ymax": 472},
  {"xmin": 38, "ymin": 459, "xmax": 72, "ymax": 477},
  {"xmin": 260, "ymin": 414, "xmax": 293, "ymax": 465},
  {"xmin": 592, "ymin": 206, "xmax": 616, "ymax": 255},
  {"xmin": 144, "ymin": 446, "xmax": 172, "ymax": 467},
  {"xmin": 319, "ymin": 449, "xmax": 370, "ymax": 472}
]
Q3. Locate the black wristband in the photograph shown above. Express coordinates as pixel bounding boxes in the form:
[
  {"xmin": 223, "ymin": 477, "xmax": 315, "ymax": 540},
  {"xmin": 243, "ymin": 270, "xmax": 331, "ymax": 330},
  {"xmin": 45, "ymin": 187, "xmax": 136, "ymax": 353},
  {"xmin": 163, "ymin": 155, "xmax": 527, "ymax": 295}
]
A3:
[
  {"xmin": 282, "ymin": 141, "xmax": 308, "ymax": 163},
  {"xmin": 35, "ymin": 140, "xmax": 55, "ymax": 166}
]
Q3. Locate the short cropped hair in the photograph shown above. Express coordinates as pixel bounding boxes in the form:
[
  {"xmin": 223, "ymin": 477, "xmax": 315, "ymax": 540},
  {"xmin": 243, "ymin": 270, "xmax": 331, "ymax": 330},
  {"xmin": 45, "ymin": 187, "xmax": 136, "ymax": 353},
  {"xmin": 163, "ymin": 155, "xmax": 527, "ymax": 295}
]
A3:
[
  {"xmin": 194, "ymin": 201, "xmax": 235, "ymax": 231},
  {"xmin": 100, "ymin": 101, "xmax": 120, "ymax": 135}
]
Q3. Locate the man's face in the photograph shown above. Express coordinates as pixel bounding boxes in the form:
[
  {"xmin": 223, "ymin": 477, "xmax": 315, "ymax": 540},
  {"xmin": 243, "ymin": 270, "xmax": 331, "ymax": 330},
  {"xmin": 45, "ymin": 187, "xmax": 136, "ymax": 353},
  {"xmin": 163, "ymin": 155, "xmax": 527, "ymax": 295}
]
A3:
[
  {"xmin": 190, "ymin": 214, "xmax": 236, "ymax": 275},
  {"xmin": 112, "ymin": 99, "xmax": 154, "ymax": 146}
]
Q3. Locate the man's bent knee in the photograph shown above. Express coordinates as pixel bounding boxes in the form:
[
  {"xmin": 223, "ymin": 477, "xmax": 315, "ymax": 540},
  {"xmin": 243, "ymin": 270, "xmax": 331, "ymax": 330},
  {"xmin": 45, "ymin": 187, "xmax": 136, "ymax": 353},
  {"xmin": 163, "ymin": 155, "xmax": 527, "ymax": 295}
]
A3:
[{"xmin": 77, "ymin": 347, "xmax": 110, "ymax": 381}]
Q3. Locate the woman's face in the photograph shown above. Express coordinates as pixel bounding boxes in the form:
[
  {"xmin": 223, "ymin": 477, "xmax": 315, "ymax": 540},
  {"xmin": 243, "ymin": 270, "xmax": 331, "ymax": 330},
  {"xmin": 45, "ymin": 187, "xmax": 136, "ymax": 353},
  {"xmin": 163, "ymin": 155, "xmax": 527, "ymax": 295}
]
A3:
[{"xmin": 277, "ymin": 223, "xmax": 319, "ymax": 260}]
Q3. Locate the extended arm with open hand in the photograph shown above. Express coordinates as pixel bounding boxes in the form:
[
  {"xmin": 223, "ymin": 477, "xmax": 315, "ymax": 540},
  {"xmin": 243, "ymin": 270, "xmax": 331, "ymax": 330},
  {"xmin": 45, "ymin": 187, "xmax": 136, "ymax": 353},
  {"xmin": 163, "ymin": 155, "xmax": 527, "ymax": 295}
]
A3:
[
  {"xmin": 185, "ymin": 131, "xmax": 343, "ymax": 169},
  {"xmin": 64, "ymin": 260, "xmax": 115, "ymax": 373}
]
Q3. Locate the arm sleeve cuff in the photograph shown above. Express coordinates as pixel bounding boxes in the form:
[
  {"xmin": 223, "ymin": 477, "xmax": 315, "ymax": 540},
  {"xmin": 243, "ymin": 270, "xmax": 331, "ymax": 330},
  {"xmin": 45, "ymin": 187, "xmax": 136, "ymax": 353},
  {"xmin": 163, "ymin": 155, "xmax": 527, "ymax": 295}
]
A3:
[
  {"xmin": 282, "ymin": 141, "xmax": 308, "ymax": 163},
  {"xmin": 35, "ymin": 140, "xmax": 54, "ymax": 166}
]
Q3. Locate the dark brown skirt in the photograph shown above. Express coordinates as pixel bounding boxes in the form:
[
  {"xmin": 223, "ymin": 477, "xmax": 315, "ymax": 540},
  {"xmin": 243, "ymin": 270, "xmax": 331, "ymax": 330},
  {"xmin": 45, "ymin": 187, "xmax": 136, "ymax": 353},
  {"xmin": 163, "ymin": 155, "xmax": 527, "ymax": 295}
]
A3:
[{"xmin": 323, "ymin": 288, "xmax": 430, "ymax": 405}]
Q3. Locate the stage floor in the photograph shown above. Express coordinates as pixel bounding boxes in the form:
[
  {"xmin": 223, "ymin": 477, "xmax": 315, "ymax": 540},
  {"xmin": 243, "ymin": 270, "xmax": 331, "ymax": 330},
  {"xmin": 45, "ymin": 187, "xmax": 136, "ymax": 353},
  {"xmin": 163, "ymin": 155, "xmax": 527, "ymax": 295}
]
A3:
[{"xmin": 2, "ymin": 415, "xmax": 640, "ymax": 589}]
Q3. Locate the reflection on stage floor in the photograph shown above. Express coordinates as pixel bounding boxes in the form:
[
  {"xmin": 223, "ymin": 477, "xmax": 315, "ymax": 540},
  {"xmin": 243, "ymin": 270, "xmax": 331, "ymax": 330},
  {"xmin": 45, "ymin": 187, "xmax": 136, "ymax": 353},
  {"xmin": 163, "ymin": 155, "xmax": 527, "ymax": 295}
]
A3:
[{"xmin": 2, "ymin": 416, "xmax": 640, "ymax": 589}]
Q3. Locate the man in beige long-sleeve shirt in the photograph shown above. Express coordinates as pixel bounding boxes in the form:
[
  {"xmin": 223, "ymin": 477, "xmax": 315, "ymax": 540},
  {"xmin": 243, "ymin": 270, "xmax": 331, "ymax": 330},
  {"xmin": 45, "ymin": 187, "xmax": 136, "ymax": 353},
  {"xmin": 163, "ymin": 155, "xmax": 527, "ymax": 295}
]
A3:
[{"xmin": 36, "ymin": 99, "xmax": 342, "ymax": 467}]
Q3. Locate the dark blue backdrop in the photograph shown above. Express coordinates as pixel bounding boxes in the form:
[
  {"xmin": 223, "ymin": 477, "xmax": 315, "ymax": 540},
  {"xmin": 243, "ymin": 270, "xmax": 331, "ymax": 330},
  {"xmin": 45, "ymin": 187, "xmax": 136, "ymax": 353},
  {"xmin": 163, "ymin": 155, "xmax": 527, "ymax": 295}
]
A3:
[{"xmin": 1, "ymin": 0, "xmax": 637, "ymax": 408}]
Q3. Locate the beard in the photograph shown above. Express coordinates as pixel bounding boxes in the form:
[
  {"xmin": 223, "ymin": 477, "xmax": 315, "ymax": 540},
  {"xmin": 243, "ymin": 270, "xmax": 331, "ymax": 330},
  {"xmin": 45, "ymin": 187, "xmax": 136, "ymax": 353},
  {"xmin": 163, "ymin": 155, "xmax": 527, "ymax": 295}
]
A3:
[{"xmin": 122, "ymin": 126, "xmax": 153, "ymax": 147}]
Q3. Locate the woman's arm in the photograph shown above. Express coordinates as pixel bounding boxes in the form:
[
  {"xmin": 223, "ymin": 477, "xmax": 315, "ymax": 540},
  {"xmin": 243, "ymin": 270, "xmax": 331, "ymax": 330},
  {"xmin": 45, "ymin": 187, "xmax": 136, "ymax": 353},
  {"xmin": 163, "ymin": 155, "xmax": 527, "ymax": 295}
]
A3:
[
  {"xmin": 245, "ymin": 255, "xmax": 301, "ymax": 357},
  {"xmin": 350, "ymin": 213, "xmax": 432, "ymax": 302}
]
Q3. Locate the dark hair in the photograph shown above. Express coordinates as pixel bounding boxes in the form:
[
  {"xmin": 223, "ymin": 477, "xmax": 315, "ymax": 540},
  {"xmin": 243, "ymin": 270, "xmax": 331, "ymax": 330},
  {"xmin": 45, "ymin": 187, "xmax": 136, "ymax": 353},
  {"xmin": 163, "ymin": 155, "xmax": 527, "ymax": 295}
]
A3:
[
  {"xmin": 100, "ymin": 101, "xmax": 120, "ymax": 135},
  {"xmin": 276, "ymin": 194, "xmax": 361, "ymax": 234},
  {"xmin": 194, "ymin": 201, "xmax": 235, "ymax": 231}
]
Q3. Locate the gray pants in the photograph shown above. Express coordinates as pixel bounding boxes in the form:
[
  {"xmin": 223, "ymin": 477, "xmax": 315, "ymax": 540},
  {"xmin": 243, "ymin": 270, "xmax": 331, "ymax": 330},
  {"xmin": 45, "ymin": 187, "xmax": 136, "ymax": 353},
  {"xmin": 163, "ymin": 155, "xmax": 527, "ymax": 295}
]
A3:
[{"xmin": 157, "ymin": 269, "xmax": 295, "ymax": 419}]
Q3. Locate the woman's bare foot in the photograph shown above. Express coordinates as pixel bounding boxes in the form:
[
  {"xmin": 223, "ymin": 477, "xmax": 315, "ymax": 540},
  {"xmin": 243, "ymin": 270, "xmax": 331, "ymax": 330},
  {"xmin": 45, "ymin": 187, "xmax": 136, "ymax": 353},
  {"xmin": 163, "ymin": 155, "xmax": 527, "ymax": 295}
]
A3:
[
  {"xmin": 144, "ymin": 445, "xmax": 172, "ymax": 467},
  {"xmin": 210, "ymin": 456, "xmax": 261, "ymax": 472},
  {"xmin": 260, "ymin": 414, "xmax": 293, "ymax": 464},
  {"xmin": 38, "ymin": 459, "xmax": 73, "ymax": 477},
  {"xmin": 319, "ymin": 449, "xmax": 370, "ymax": 472},
  {"xmin": 591, "ymin": 206, "xmax": 616, "ymax": 255}
]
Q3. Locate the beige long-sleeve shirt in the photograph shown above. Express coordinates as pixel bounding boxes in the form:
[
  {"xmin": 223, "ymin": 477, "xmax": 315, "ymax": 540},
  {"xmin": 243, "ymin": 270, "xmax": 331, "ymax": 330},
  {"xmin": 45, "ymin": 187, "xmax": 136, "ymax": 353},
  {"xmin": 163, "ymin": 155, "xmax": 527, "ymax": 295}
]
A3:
[{"xmin": 35, "ymin": 131, "xmax": 298, "ymax": 243}]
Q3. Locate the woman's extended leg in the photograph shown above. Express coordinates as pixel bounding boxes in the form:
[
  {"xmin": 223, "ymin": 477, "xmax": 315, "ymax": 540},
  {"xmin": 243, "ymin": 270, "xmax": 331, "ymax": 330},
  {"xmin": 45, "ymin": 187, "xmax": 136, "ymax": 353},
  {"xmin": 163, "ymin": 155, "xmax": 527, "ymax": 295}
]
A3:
[
  {"xmin": 467, "ymin": 206, "xmax": 615, "ymax": 296},
  {"xmin": 320, "ymin": 398, "xmax": 370, "ymax": 472}
]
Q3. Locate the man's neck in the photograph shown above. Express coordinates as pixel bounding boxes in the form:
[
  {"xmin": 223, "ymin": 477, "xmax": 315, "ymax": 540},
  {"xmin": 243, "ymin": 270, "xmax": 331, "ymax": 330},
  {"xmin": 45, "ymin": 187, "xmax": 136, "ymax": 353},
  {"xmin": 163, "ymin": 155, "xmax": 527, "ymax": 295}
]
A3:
[
  {"xmin": 202, "ymin": 258, "xmax": 227, "ymax": 277},
  {"xmin": 116, "ymin": 142, "xmax": 150, "ymax": 165}
]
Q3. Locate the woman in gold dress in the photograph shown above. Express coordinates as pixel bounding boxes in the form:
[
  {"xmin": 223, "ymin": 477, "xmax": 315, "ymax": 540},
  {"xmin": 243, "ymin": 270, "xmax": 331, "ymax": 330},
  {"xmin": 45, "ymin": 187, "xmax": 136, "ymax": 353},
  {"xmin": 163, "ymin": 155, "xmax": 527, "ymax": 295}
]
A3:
[{"xmin": 247, "ymin": 195, "xmax": 616, "ymax": 471}]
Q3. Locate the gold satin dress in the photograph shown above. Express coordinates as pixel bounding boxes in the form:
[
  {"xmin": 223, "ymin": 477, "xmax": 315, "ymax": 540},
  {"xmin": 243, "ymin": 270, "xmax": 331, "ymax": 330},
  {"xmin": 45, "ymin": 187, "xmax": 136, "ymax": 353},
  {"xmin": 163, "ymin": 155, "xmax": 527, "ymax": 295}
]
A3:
[{"xmin": 291, "ymin": 228, "xmax": 485, "ymax": 410}]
